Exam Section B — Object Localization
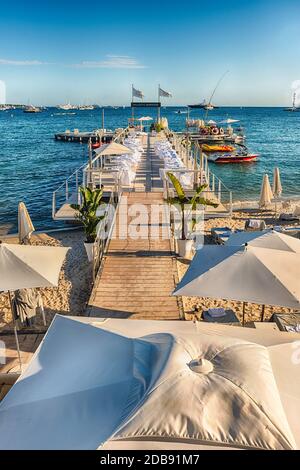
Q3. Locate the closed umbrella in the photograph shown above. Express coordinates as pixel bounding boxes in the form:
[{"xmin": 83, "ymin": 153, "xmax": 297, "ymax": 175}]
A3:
[
  {"xmin": 18, "ymin": 202, "xmax": 34, "ymax": 244},
  {"xmin": 226, "ymin": 229, "xmax": 300, "ymax": 253},
  {"xmin": 259, "ymin": 174, "xmax": 273, "ymax": 209},
  {"xmin": 273, "ymin": 167, "xmax": 282, "ymax": 216},
  {"xmin": 0, "ymin": 242, "xmax": 69, "ymax": 370},
  {"xmin": 173, "ymin": 245, "xmax": 300, "ymax": 324},
  {"xmin": 273, "ymin": 168, "xmax": 282, "ymax": 197}
]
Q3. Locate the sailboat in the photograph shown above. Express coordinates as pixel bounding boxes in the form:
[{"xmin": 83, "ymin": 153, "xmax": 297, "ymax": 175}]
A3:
[
  {"xmin": 188, "ymin": 71, "xmax": 228, "ymax": 110},
  {"xmin": 284, "ymin": 92, "xmax": 300, "ymax": 112}
]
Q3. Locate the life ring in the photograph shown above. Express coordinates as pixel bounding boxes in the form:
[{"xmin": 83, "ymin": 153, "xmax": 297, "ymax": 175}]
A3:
[
  {"xmin": 219, "ymin": 127, "xmax": 224, "ymax": 135},
  {"xmin": 211, "ymin": 127, "xmax": 219, "ymax": 135},
  {"xmin": 201, "ymin": 127, "xmax": 208, "ymax": 135},
  {"xmin": 92, "ymin": 142, "xmax": 101, "ymax": 149}
]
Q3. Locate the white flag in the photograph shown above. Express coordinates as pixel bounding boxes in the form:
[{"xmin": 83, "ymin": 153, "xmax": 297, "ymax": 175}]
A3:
[
  {"xmin": 132, "ymin": 86, "xmax": 144, "ymax": 99},
  {"xmin": 159, "ymin": 87, "xmax": 172, "ymax": 98}
]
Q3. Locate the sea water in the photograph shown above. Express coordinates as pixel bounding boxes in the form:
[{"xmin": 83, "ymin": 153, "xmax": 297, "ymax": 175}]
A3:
[{"xmin": 0, "ymin": 106, "xmax": 299, "ymax": 233}]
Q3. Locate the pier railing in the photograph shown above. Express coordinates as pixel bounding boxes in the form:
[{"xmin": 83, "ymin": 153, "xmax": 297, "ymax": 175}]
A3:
[
  {"xmin": 91, "ymin": 192, "xmax": 117, "ymax": 282},
  {"xmin": 163, "ymin": 130, "xmax": 233, "ymax": 216},
  {"xmin": 161, "ymin": 168, "xmax": 232, "ymax": 217},
  {"xmin": 52, "ymin": 163, "xmax": 86, "ymax": 219},
  {"xmin": 52, "ymin": 126, "xmax": 131, "ymax": 220}
]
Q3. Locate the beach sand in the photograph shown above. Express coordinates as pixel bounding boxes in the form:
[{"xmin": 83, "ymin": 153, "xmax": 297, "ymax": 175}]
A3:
[
  {"xmin": 0, "ymin": 209, "xmax": 298, "ymax": 331},
  {"xmin": 0, "ymin": 229, "xmax": 92, "ymax": 332},
  {"xmin": 178, "ymin": 208, "xmax": 297, "ymax": 324}
]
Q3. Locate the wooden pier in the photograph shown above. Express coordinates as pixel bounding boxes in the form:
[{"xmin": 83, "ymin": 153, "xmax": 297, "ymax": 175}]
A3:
[
  {"xmin": 88, "ymin": 135, "xmax": 183, "ymax": 320},
  {"xmin": 54, "ymin": 130, "xmax": 113, "ymax": 143}
]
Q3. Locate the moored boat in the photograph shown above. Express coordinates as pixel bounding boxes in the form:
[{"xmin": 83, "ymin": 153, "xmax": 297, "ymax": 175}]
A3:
[
  {"xmin": 207, "ymin": 153, "xmax": 258, "ymax": 164},
  {"xmin": 23, "ymin": 105, "xmax": 42, "ymax": 113},
  {"xmin": 202, "ymin": 144, "xmax": 235, "ymax": 152}
]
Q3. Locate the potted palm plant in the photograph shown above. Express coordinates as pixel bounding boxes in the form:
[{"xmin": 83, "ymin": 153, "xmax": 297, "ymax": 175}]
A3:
[
  {"xmin": 71, "ymin": 186, "xmax": 105, "ymax": 261},
  {"xmin": 167, "ymin": 172, "xmax": 219, "ymax": 258}
]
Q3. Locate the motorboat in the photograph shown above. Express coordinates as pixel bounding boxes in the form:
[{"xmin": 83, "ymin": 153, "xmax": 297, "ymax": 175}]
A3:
[
  {"xmin": 207, "ymin": 153, "xmax": 258, "ymax": 164},
  {"xmin": 78, "ymin": 105, "xmax": 95, "ymax": 110},
  {"xmin": 23, "ymin": 105, "xmax": 42, "ymax": 113},
  {"xmin": 206, "ymin": 144, "xmax": 258, "ymax": 164},
  {"xmin": 58, "ymin": 102, "xmax": 77, "ymax": 111},
  {"xmin": 188, "ymin": 100, "xmax": 207, "ymax": 109},
  {"xmin": 202, "ymin": 144, "xmax": 235, "ymax": 152}
]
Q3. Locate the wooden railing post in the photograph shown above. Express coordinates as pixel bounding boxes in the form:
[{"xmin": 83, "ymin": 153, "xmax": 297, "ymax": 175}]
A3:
[
  {"xmin": 52, "ymin": 192, "xmax": 56, "ymax": 219},
  {"xmin": 218, "ymin": 180, "xmax": 222, "ymax": 202}
]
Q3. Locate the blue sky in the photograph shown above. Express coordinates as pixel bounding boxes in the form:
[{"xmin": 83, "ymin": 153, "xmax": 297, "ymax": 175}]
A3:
[{"xmin": 0, "ymin": 0, "xmax": 300, "ymax": 105}]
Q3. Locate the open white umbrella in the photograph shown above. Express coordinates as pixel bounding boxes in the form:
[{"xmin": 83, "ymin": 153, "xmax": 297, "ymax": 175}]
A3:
[
  {"xmin": 137, "ymin": 116, "xmax": 153, "ymax": 121},
  {"xmin": 259, "ymin": 174, "xmax": 273, "ymax": 209},
  {"xmin": 226, "ymin": 229, "xmax": 300, "ymax": 253},
  {"xmin": 18, "ymin": 202, "xmax": 34, "ymax": 244},
  {"xmin": 0, "ymin": 242, "xmax": 69, "ymax": 369},
  {"xmin": 173, "ymin": 245, "xmax": 300, "ymax": 323},
  {"xmin": 219, "ymin": 118, "xmax": 240, "ymax": 124},
  {"xmin": 0, "ymin": 315, "xmax": 297, "ymax": 450},
  {"xmin": 137, "ymin": 116, "xmax": 153, "ymax": 131},
  {"xmin": 94, "ymin": 142, "xmax": 133, "ymax": 156}
]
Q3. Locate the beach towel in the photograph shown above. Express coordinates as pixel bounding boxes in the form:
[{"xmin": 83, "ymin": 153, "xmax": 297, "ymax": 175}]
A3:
[
  {"xmin": 12, "ymin": 288, "xmax": 44, "ymax": 326},
  {"xmin": 207, "ymin": 308, "xmax": 226, "ymax": 318}
]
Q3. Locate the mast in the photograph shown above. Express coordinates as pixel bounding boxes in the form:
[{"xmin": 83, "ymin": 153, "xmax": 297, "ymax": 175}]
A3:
[
  {"xmin": 205, "ymin": 70, "xmax": 229, "ymax": 119},
  {"xmin": 292, "ymin": 91, "xmax": 296, "ymax": 109}
]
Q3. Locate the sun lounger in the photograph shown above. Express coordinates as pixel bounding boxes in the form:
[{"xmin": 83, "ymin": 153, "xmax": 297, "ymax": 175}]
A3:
[
  {"xmin": 211, "ymin": 227, "xmax": 233, "ymax": 244},
  {"xmin": 274, "ymin": 225, "xmax": 300, "ymax": 238},
  {"xmin": 202, "ymin": 308, "xmax": 240, "ymax": 324},
  {"xmin": 279, "ymin": 213, "xmax": 300, "ymax": 222},
  {"xmin": 279, "ymin": 205, "xmax": 300, "ymax": 222},
  {"xmin": 270, "ymin": 313, "xmax": 300, "ymax": 332},
  {"xmin": 245, "ymin": 219, "xmax": 266, "ymax": 231}
]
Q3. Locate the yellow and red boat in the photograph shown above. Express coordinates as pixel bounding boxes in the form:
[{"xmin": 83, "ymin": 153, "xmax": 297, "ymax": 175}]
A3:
[
  {"xmin": 202, "ymin": 144, "xmax": 235, "ymax": 152},
  {"xmin": 207, "ymin": 153, "xmax": 259, "ymax": 164}
]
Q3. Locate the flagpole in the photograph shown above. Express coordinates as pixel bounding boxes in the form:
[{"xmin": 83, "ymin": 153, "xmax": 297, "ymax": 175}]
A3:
[
  {"xmin": 131, "ymin": 84, "xmax": 134, "ymax": 123},
  {"xmin": 158, "ymin": 84, "xmax": 161, "ymax": 123}
]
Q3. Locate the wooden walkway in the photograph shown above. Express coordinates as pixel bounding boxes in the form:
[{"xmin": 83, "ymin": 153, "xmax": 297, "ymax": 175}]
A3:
[{"xmin": 88, "ymin": 136, "xmax": 182, "ymax": 320}]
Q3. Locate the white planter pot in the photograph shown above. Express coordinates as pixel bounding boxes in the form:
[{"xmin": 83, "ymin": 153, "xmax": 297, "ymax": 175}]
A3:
[
  {"xmin": 84, "ymin": 242, "xmax": 94, "ymax": 262},
  {"xmin": 177, "ymin": 239, "xmax": 194, "ymax": 258}
]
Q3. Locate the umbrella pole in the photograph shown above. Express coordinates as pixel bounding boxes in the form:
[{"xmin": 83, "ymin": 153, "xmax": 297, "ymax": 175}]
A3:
[
  {"xmin": 242, "ymin": 302, "xmax": 246, "ymax": 326},
  {"xmin": 8, "ymin": 291, "xmax": 22, "ymax": 372},
  {"xmin": 261, "ymin": 304, "xmax": 265, "ymax": 322}
]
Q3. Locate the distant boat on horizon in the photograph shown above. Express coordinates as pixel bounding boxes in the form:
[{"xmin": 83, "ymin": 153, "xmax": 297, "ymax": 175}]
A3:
[
  {"xmin": 284, "ymin": 92, "xmax": 300, "ymax": 112},
  {"xmin": 23, "ymin": 105, "xmax": 42, "ymax": 113},
  {"xmin": 57, "ymin": 102, "xmax": 77, "ymax": 111}
]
